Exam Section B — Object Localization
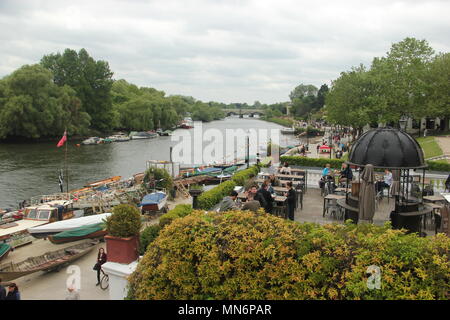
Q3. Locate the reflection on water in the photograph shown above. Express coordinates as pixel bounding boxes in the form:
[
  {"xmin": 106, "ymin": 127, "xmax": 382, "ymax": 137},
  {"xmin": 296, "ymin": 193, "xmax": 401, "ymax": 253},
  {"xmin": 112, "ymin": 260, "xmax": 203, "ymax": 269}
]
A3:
[{"xmin": 0, "ymin": 117, "xmax": 299, "ymax": 208}]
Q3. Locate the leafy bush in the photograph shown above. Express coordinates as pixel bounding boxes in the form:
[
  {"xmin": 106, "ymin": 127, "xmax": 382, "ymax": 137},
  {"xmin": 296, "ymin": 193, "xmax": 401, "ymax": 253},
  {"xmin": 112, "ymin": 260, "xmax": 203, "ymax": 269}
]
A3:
[
  {"xmin": 159, "ymin": 204, "xmax": 193, "ymax": 227},
  {"xmin": 139, "ymin": 224, "xmax": 161, "ymax": 255},
  {"xmin": 197, "ymin": 180, "xmax": 236, "ymax": 210},
  {"xmin": 128, "ymin": 210, "xmax": 450, "ymax": 300},
  {"xmin": 105, "ymin": 204, "xmax": 142, "ymax": 238},
  {"xmin": 426, "ymin": 160, "xmax": 450, "ymax": 172},
  {"xmin": 143, "ymin": 167, "xmax": 173, "ymax": 193},
  {"xmin": 281, "ymin": 155, "xmax": 344, "ymax": 168}
]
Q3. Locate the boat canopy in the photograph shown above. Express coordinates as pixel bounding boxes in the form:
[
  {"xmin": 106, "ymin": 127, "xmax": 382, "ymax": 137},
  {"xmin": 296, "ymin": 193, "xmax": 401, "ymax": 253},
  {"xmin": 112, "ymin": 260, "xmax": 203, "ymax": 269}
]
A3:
[
  {"xmin": 139, "ymin": 192, "xmax": 166, "ymax": 206},
  {"xmin": 51, "ymin": 223, "xmax": 104, "ymax": 240},
  {"xmin": 28, "ymin": 212, "xmax": 111, "ymax": 234}
]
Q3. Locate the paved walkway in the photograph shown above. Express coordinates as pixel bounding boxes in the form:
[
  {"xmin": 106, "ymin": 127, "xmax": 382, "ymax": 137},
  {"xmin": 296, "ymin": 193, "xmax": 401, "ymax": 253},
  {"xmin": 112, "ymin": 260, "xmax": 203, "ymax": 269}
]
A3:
[{"xmin": 434, "ymin": 136, "xmax": 450, "ymax": 162}]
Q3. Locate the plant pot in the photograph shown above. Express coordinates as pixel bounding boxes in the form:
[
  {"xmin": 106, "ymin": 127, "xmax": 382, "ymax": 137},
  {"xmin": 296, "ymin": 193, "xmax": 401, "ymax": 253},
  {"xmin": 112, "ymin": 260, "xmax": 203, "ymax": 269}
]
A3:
[{"xmin": 105, "ymin": 235, "xmax": 139, "ymax": 264}]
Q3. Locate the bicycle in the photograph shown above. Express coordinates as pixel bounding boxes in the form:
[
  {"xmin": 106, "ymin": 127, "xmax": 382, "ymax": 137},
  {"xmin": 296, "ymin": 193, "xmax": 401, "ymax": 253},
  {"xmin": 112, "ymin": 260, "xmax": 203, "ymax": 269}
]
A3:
[{"xmin": 99, "ymin": 268, "xmax": 109, "ymax": 290}]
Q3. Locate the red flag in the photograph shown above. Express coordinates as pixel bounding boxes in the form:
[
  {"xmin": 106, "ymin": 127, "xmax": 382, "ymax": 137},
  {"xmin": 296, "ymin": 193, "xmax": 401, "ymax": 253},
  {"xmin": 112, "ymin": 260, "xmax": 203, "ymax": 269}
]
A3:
[{"xmin": 57, "ymin": 131, "xmax": 67, "ymax": 148}]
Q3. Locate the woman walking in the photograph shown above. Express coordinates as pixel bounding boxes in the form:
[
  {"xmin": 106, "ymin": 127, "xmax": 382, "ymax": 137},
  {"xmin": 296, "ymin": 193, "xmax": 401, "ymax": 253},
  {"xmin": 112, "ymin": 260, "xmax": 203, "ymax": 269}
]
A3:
[{"xmin": 93, "ymin": 248, "xmax": 107, "ymax": 286}]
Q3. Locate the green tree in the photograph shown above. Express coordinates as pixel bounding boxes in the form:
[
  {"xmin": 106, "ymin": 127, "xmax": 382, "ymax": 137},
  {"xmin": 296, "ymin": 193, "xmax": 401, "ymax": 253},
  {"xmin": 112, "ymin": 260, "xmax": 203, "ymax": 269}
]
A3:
[
  {"xmin": 0, "ymin": 64, "xmax": 90, "ymax": 139},
  {"xmin": 370, "ymin": 37, "xmax": 435, "ymax": 124},
  {"xmin": 425, "ymin": 53, "xmax": 450, "ymax": 130},
  {"xmin": 326, "ymin": 65, "xmax": 382, "ymax": 135},
  {"xmin": 289, "ymin": 84, "xmax": 318, "ymax": 101},
  {"xmin": 41, "ymin": 48, "xmax": 114, "ymax": 131}
]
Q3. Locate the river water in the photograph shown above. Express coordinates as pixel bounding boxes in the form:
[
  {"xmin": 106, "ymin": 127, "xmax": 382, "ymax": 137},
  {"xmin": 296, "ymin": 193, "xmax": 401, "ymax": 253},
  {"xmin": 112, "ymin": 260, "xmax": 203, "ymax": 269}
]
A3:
[{"xmin": 0, "ymin": 117, "xmax": 300, "ymax": 208}]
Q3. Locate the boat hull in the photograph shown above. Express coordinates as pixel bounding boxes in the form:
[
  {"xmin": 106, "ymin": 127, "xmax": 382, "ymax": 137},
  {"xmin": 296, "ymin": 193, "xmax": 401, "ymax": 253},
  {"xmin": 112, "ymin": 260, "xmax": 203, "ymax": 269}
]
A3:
[{"xmin": 0, "ymin": 240, "xmax": 98, "ymax": 281}]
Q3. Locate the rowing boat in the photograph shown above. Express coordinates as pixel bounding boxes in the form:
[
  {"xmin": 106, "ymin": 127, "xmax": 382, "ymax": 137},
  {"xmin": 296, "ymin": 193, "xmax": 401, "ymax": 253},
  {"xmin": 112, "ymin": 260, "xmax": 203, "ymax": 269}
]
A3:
[{"xmin": 0, "ymin": 240, "xmax": 98, "ymax": 281}]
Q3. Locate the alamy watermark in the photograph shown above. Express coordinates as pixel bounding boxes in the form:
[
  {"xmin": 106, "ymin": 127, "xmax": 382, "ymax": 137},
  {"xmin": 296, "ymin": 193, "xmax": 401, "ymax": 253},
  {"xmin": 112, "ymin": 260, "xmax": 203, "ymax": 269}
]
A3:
[
  {"xmin": 366, "ymin": 265, "xmax": 381, "ymax": 290},
  {"xmin": 170, "ymin": 121, "xmax": 281, "ymax": 165}
]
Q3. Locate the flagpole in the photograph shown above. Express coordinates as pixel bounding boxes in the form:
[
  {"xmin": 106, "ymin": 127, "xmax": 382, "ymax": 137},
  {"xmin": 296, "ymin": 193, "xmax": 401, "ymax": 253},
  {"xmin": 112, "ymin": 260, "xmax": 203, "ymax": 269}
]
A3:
[{"xmin": 65, "ymin": 129, "xmax": 69, "ymax": 194}]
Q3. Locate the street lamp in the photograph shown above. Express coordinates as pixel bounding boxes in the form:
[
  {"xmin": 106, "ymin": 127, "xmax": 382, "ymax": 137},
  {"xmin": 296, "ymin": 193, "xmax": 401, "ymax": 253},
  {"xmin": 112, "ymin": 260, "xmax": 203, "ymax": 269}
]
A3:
[{"xmin": 329, "ymin": 131, "xmax": 333, "ymax": 159}]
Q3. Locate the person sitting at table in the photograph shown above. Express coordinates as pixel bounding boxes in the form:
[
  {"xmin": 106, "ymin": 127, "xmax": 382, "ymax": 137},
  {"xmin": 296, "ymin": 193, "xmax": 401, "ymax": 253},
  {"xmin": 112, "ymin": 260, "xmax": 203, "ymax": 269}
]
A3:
[
  {"xmin": 375, "ymin": 169, "xmax": 392, "ymax": 194},
  {"xmin": 319, "ymin": 164, "xmax": 333, "ymax": 189},
  {"xmin": 337, "ymin": 163, "xmax": 353, "ymax": 184},
  {"xmin": 241, "ymin": 190, "xmax": 261, "ymax": 212},
  {"xmin": 268, "ymin": 174, "xmax": 280, "ymax": 188},
  {"xmin": 218, "ymin": 190, "xmax": 239, "ymax": 212},
  {"xmin": 257, "ymin": 181, "xmax": 274, "ymax": 214},
  {"xmin": 279, "ymin": 162, "xmax": 291, "ymax": 175}
]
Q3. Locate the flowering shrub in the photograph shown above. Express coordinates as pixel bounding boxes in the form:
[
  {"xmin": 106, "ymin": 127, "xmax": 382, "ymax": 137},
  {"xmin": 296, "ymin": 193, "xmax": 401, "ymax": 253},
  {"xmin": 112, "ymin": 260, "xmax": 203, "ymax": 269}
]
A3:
[{"xmin": 128, "ymin": 210, "xmax": 450, "ymax": 300}]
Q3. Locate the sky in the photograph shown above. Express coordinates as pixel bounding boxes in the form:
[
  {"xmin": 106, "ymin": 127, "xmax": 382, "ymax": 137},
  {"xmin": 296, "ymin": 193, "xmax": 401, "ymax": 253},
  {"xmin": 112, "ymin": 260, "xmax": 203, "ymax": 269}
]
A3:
[{"xmin": 0, "ymin": 0, "xmax": 449, "ymax": 104}]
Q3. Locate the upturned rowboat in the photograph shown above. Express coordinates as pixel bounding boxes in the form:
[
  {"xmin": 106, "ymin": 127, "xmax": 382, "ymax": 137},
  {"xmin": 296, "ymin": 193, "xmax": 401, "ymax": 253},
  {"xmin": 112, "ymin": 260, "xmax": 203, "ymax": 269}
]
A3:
[{"xmin": 0, "ymin": 240, "xmax": 98, "ymax": 281}]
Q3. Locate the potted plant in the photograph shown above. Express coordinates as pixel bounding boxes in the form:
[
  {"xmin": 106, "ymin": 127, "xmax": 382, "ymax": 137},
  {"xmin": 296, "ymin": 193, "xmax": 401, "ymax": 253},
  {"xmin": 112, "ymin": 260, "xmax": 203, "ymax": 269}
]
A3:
[{"xmin": 104, "ymin": 204, "xmax": 142, "ymax": 264}]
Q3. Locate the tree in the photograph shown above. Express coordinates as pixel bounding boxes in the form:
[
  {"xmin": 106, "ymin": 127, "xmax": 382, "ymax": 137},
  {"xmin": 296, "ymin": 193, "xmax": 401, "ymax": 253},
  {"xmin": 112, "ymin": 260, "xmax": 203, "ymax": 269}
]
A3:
[
  {"xmin": 370, "ymin": 37, "xmax": 435, "ymax": 124},
  {"xmin": 326, "ymin": 65, "xmax": 382, "ymax": 136},
  {"xmin": 289, "ymin": 84, "xmax": 318, "ymax": 101},
  {"xmin": 0, "ymin": 64, "xmax": 90, "ymax": 139},
  {"xmin": 425, "ymin": 53, "xmax": 450, "ymax": 130},
  {"xmin": 41, "ymin": 48, "xmax": 114, "ymax": 131},
  {"xmin": 316, "ymin": 84, "xmax": 329, "ymax": 109}
]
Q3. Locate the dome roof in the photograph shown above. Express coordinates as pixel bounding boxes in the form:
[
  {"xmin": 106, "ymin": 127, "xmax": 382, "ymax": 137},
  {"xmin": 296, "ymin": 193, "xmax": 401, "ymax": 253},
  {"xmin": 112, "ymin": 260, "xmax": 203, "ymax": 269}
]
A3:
[{"xmin": 347, "ymin": 128, "xmax": 426, "ymax": 169}]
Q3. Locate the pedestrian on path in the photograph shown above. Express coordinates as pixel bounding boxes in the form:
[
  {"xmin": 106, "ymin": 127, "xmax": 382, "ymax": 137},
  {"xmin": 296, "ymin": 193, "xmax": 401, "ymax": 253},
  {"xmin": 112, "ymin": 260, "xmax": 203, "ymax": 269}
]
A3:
[{"xmin": 94, "ymin": 248, "xmax": 107, "ymax": 286}]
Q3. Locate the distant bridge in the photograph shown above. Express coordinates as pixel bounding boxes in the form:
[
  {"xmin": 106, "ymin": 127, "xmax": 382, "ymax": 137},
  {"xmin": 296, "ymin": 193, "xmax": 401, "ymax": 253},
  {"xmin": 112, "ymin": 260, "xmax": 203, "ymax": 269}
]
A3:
[{"xmin": 222, "ymin": 108, "xmax": 265, "ymax": 117}]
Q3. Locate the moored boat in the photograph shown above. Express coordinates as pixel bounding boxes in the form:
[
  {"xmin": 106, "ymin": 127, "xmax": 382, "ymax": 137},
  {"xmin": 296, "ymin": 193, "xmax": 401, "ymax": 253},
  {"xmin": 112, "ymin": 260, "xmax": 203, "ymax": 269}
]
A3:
[
  {"xmin": 0, "ymin": 240, "xmax": 98, "ymax": 281},
  {"xmin": 0, "ymin": 200, "xmax": 75, "ymax": 241},
  {"xmin": 28, "ymin": 212, "xmax": 111, "ymax": 239},
  {"xmin": 47, "ymin": 223, "xmax": 106, "ymax": 244},
  {"xmin": 281, "ymin": 127, "xmax": 296, "ymax": 134},
  {"xmin": 130, "ymin": 131, "xmax": 158, "ymax": 139},
  {"xmin": 81, "ymin": 137, "xmax": 101, "ymax": 145},
  {"xmin": 85, "ymin": 176, "xmax": 121, "ymax": 188},
  {"xmin": 139, "ymin": 192, "xmax": 168, "ymax": 213}
]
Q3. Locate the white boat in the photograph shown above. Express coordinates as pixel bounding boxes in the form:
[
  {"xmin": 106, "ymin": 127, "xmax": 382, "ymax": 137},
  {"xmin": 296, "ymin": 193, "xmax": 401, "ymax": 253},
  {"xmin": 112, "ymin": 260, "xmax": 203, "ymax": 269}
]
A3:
[
  {"xmin": 130, "ymin": 131, "xmax": 158, "ymax": 139},
  {"xmin": 28, "ymin": 212, "xmax": 111, "ymax": 239},
  {"xmin": 281, "ymin": 127, "xmax": 296, "ymax": 134},
  {"xmin": 139, "ymin": 192, "xmax": 168, "ymax": 212},
  {"xmin": 107, "ymin": 134, "xmax": 130, "ymax": 142},
  {"xmin": 81, "ymin": 137, "xmax": 101, "ymax": 145}
]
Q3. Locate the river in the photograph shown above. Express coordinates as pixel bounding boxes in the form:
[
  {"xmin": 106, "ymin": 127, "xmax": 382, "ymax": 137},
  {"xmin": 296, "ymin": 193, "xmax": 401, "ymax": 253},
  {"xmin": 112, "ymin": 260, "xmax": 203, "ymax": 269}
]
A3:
[{"xmin": 0, "ymin": 117, "xmax": 301, "ymax": 208}]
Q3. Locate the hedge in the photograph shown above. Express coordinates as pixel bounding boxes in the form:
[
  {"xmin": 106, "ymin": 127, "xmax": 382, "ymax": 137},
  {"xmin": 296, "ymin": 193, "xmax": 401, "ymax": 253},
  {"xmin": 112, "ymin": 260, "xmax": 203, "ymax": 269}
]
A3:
[
  {"xmin": 231, "ymin": 165, "xmax": 260, "ymax": 186},
  {"xmin": 427, "ymin": 160, "xmax": 450, "ymax": 172},
  {"xmin": 196, "ymin": 165, "xmax": 261, "ymax": 210},
  {"xmin": 139, "ymin": 224, "xmax": 161, "ymax": 255},
  {"xmin": 159, "ymin": 204, "xmax": 193, "ymax": 227},
  {"xmin": 281, "ymin": 155, "xmax": 344, "ymax": 169},
  {"xmin": 282, "ymin": 155, "xmax": 450, "ymax": 173},
  {"xmin": 128, "ymin": 210, "xmax": 450, "ymax": 300},
  {"xmin": 196, "ymin": 180, "xmax": 237, "ymax": 210}
]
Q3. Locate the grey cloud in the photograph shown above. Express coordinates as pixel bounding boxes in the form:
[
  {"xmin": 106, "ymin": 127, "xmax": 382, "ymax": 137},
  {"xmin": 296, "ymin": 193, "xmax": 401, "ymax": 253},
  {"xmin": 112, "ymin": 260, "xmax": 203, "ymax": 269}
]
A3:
[{"xmin": 0, "ymin": 0, "xmax": 449, "ymax": 103}]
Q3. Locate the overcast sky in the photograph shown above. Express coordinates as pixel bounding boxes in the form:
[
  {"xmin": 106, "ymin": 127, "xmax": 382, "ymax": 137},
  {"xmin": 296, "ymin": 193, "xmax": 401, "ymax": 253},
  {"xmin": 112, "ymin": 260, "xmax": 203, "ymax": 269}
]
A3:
[{"xmin": 1, "ymin": 0, "xmax": 449, "ymax": 104}]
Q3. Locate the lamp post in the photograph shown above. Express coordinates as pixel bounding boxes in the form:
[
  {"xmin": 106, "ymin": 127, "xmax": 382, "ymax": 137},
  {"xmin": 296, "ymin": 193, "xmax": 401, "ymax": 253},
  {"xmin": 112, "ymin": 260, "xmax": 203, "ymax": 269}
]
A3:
[
  {"xmin": 245, "ymin": 130, "xmax": 250, "ymax": 169},
  {"xmin": 329, "ymin": 130, "xmax": 333, "ymax": 159}
]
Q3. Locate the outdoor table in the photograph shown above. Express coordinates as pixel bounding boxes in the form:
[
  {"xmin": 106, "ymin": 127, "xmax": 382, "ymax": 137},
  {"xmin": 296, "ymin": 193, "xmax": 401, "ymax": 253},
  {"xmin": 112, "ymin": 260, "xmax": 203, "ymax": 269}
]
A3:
[
  {"xmin": 275, "ymin": 174, "xmax": 305, "ymax": 181},
  {"xmin": 272, "ymin": 186, "xmax": 288, "ymax": 193},
  {"xmin": 323, "ymin": 194, "xmax": 346, "ymax": 217},
  {"xmin": 423, "ymin": 195, "xmax": 445, "ymax": 203},
  {"xmin": 334, "ymin": 187, "xmax": 351, "ymax": 193}
]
